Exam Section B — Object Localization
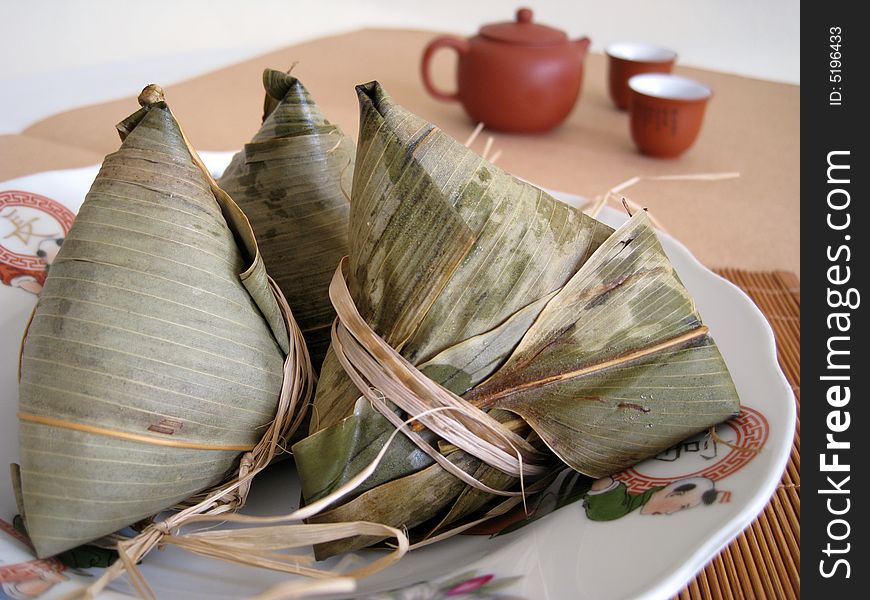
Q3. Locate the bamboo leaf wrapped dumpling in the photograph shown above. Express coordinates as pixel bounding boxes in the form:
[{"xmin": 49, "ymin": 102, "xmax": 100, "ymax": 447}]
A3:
[
  {"xmin": 219, "ymin": 69, "xmax": 354, "ymax": 369},
  {"xmin": 293, "ymin": 82, "xmax": 740, "ymax": 557},
  {"xmin": 14, "ymin": 87, "xmax": 289, "ymax": 558}
]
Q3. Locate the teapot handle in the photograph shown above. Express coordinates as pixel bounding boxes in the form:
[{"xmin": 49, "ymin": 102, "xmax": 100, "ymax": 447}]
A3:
[{"xmin": 421, "ymin": 36, "xmax": 469, "ymax": 102}]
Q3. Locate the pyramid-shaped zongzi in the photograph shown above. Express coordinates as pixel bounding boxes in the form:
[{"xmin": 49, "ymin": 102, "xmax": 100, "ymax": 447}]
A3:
[
  {"xmin": 15, "ymin": 88, "xmax": 287, "ymax": 558},
  {"xmin": 219, "ymin": 69, "xmax": 353, "ymax": 369}
]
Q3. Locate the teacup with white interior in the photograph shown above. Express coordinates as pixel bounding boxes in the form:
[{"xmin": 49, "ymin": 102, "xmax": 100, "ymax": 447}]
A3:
[
  {"xmin": 606, "ymin": 42, "xmax": 677, "ymax": 110},
  {"xmin": 627, "ymin": 73, "xmax": 712, "ymax": 158}
]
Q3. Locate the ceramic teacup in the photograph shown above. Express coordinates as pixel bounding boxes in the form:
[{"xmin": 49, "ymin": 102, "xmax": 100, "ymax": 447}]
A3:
[
  {"xmin": 628, "ymin": 74, "xmax": 712, "ymax": 158},
  {"xmin": 606, "ymin": 42, "xmax": 677, "ymax": 110}
]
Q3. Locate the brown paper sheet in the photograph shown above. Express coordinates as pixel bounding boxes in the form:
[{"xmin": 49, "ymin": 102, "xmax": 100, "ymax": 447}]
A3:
[{"xmin": 0, "ymin": 28, "xmax": 799, "ymax": 275}]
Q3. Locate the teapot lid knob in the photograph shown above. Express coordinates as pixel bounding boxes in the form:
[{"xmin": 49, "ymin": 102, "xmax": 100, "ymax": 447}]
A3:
[{"xmin": 480, "ymin": 7, "xmax": 567, "ymax": 45}]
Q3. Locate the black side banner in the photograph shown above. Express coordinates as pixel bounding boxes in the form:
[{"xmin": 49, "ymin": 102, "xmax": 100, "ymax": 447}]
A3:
[{"xmin": 802, "ymin": 5, "xmax": 868, "ymax": 597}]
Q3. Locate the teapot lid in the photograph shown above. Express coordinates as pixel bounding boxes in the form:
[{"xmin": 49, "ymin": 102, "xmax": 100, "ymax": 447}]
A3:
[{"xmin": 480, "ymin": 8, "xmax": 568, "ymax": 46}]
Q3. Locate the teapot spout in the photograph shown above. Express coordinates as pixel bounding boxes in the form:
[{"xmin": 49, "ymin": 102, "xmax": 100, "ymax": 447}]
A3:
[{"xmin": 574, "ymin": 36, "xmax": 591, "ymax": 61}]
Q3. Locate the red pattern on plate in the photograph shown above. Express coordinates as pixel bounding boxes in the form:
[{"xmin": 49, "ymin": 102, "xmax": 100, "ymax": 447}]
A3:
[
  {"xmin": 0, "ymin": 520, "xmax": 66, "ymax": 583},
  {"xmin": 618, "ymin": 407, "xmax": 769, "ymax": 493},
  {"xmin": 0, "ymin": 190, "xmax": 75, "ymax": 285}
]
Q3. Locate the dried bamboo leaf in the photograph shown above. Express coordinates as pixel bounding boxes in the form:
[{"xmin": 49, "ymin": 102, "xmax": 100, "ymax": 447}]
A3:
[
  {"xmin": 427, "ymin": 453, "xmax": 516, "ymax": 536},
  {"xmin": 418, "ymin": 291, "xmax": 559, "ymax": 395},
  {"xmin": 219, "ymin": 69, "xmax": 353, "ymax": 368},
  {"xmin": 308, "ymin": 450, "xmax": 480, "ymax": 559},
  {"xmin": 15, "ymin": 95, "xmax": 286, "ymax": 558},
  {"xmin": 439, "ymin": 468, "xmax": 514, "ymax": 529},
  {"xmin": 466, "ymin": 211, "xmax": 740, "ymax": 477},
  {"xmin": 295, "ymin": 398, "xmax": 433, "ymax": 504},
  {"xmin": 471, "ymin": 468, "xmax": 592, "ymax": 537}
]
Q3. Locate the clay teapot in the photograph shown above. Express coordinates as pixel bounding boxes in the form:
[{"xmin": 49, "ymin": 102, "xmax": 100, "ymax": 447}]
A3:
[{"xmin": 421, "ymin": 8, "xmax": 591, "ymax": 133}]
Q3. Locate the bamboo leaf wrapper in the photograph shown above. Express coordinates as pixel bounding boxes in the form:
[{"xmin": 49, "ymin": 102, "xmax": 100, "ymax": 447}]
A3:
[
  {"xmin": 219, "ymin": 69, "xmax": 354, "ymax": 369},
  {"xmin": 14, "ymin": 92, "xmax": 287, "ymax": 558}
]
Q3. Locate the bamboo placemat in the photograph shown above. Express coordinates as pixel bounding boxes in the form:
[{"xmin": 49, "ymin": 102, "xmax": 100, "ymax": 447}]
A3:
[{"xmin": 674, "ymin": 269, "xmax": 800, "ymax": 600}]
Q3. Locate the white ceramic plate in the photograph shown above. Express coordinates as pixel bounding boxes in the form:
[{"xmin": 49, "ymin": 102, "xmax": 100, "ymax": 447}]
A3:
[{"xmin": 0, "ymin": 153, "xmax": 794, "ymax": 600}]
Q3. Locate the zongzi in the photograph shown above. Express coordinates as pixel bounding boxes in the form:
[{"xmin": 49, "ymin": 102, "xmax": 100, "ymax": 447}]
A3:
[
  {"xmin": 292, "ymin": 81, "xmax": 740, "ymax": 557},
  {"xmin": 219, "ymin": 69, "xmax": 354, "ymax": 369},
  {"xmin": 14, "ymin": 86, "xmax": 290, "ymax": 558}
]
